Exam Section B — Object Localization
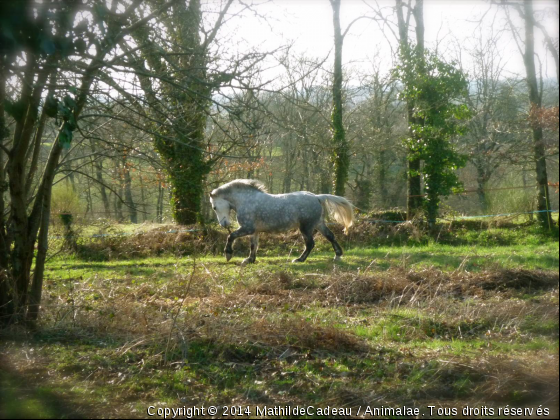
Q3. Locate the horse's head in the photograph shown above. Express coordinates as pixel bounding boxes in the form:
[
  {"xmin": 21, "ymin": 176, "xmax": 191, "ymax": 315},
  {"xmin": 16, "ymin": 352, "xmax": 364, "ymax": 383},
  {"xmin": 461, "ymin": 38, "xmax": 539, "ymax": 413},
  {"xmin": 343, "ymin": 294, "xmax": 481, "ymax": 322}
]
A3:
[{"xmin": 210, "ymin": 191, "xmax": 232, "ymax": 228}]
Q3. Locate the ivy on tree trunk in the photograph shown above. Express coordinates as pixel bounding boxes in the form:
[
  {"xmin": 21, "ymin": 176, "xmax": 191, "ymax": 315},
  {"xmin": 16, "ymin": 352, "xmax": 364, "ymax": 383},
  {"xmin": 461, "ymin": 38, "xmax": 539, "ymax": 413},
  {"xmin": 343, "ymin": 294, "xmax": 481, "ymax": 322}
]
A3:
[
  {"xmin": 396, "ymin": 0, "xmax": 423, "ymax": 220},
  {"xmin": 130, "ymin": 0, "xmax": 232, "ymax": 225},
  {"xmin": 330, "ymin": 0, "xmax": 349, "ymax": 197},
  {"xmin": 395, "ymin": 50, "xmax": 470, "ymax": 225}
]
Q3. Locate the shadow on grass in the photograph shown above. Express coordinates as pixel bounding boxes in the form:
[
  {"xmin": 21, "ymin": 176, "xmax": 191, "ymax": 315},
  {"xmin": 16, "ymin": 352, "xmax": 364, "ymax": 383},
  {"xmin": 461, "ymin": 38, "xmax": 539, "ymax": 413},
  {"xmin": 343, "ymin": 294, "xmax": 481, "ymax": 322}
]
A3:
[
  {"xmin": 6, "ymin": 330, "xmax": 557, "ymax": 413},
  {"xmin": 0, "ymin": 357, "xmax": 85, "ymax": 419},
  {"xmin": 45, "ymin": 260, "xmax": 186, "ymax": 283}
]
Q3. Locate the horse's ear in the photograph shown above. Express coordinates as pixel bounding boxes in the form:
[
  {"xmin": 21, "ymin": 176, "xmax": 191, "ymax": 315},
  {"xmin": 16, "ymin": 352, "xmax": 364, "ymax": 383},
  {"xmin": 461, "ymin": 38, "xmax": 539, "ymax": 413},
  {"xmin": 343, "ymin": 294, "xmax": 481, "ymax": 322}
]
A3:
[{"xmin": 209, "ymin": 191, "xmax": 215, "ymax": 198}]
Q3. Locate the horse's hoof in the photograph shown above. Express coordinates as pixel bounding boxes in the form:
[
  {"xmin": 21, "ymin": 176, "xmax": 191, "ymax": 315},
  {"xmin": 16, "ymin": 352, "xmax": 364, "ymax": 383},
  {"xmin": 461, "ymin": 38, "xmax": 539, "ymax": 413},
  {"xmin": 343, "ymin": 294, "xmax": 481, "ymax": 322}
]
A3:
[
  {"xmin": 225, "ymin": 252, "xmax": 233, "ymax": 262},
  {"xmin": 291, "ymin": 258, "xmax": 303, "ymax": 263},
  {"xmin": 241, "ymin": 258, "xmax": 254, "ymax": 266},
  {"xmin": 334, "ymin": 255, "xmax": 342, "ymax": 262}
]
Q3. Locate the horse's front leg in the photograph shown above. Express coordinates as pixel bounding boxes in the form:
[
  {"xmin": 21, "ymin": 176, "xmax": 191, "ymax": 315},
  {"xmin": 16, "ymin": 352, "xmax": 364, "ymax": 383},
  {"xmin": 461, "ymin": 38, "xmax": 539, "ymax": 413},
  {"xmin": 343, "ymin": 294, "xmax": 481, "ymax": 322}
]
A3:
[{"xmin": 225, "ymin": 226, "xmax": 255, "ymax": 262}]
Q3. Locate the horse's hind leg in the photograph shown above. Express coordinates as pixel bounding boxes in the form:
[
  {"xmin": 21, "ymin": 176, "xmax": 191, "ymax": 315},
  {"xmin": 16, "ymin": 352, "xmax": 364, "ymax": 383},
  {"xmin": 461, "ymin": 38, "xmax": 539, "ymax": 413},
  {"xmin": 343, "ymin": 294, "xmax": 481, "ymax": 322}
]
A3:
[
  {"xmin": 317, "ymin": 223, "xmax": 343, "ymax": 261},
  {"xmin": 242, "ymin": 234, "xmax": 259, "ymax": 266},
  {"xmin": 292, "ymin": 224, "xmax": 315, "ymax": 263}
]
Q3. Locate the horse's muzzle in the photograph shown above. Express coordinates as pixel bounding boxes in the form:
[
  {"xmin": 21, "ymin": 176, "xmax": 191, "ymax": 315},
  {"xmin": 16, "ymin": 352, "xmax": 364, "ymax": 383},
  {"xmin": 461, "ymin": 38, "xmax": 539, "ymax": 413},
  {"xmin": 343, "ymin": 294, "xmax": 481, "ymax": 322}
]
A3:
[{"xmin": 220, "ymin": 219, "xmax": 230, "ymax": 228}]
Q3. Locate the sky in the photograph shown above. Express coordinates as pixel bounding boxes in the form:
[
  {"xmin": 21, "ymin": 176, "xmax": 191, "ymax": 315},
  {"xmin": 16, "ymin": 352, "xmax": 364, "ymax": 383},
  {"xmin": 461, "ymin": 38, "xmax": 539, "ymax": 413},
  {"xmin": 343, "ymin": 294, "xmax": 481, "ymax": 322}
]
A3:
[{"xmin": 223, "ymin": 0, "xmax": 559, "ymax": 84}]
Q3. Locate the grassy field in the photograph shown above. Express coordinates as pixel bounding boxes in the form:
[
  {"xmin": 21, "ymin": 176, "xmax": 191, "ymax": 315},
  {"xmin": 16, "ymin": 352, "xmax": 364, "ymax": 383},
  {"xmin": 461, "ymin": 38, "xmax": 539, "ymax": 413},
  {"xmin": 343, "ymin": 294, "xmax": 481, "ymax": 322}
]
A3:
[{"xmin": 0, "ymin": 221, "xmax": 558, "ymax": 418}]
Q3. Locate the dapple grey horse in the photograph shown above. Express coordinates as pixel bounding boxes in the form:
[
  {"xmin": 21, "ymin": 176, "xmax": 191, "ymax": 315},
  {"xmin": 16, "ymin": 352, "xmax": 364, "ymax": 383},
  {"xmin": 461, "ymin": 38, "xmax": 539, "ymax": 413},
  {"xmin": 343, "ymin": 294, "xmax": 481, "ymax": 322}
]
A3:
[{"xmin": 210, "ymin": 179, "xmax": 354, "ymax": 265}]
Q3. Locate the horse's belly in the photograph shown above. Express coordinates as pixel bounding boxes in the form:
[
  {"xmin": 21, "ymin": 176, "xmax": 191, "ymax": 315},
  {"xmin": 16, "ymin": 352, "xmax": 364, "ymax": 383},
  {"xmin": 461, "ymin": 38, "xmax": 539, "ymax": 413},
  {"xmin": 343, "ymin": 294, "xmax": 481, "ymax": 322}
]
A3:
[{"xmin": 255, "ymin": 217, "xmax": 299, "ymax": 232}]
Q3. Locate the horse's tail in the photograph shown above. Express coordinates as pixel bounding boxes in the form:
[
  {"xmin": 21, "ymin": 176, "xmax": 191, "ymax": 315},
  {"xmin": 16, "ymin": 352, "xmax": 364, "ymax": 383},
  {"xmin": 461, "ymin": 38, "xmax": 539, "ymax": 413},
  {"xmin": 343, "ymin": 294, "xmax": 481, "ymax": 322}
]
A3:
[{"xmin": 317, "ymin": 194, "xmax": 354, "ymax": 234}]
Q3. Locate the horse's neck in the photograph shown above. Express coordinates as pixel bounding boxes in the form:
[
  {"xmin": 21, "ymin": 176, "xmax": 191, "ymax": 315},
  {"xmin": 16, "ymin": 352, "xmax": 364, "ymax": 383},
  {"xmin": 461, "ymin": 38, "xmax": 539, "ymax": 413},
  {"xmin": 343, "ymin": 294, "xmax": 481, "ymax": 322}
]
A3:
[
  {"xmin": 227, "ymin": 190, "xmax": 263, "ymax": 209},
  {"xmin": 224, "ymin": 192, "xmax": 242, "ymax": 210}
]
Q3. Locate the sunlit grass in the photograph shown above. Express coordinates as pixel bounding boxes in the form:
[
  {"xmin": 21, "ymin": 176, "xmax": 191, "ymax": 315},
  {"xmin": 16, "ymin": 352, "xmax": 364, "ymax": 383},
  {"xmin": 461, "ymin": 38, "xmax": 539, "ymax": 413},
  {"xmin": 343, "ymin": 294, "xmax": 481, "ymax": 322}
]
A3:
[{"xmin": 46, "ymin": 236, "xmax": 558, "ymax": 287}]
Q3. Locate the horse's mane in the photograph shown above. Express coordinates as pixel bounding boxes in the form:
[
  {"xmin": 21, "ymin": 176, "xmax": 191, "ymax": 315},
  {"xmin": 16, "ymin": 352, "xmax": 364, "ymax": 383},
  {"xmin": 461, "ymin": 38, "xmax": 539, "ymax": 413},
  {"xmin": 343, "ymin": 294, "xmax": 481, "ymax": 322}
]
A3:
[{"xmin": 213, "ymin": 179, "xmax": 268, "ymax": 196}]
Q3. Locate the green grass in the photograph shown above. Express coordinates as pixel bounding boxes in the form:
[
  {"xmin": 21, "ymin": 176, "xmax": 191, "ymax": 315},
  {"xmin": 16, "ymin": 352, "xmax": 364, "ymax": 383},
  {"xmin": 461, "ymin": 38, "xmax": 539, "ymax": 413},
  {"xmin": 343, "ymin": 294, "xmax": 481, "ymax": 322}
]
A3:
[
  {"xmin": 1, "ymin": 222, "xmax": 559, "ymax": 418},
  {"xmin": 45, "ymin": 236, "xmax": 558, "ymax": 285},
  {"xmin": 347, "ymin": 242, "xmax": 558, "ymax": 271}
]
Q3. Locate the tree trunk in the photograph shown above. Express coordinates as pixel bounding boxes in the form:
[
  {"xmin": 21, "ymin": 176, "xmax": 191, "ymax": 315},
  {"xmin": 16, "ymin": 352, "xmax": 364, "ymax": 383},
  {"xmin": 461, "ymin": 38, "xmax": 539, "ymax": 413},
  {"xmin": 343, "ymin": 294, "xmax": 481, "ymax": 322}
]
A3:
[
  {"xmin": 23, "ymin": 138, "xmax": 64, "ymax": 323},
  {"xmin": 283, "ymin": 146, "xmax": 293, "ymax": 193},
  {"xmin": 139, "ymin": 174, "xmax": 147, "ymax": 222},
  {"xmin": 330, "ymin": 0, "xmax": 349, "ymax": 196},
  {"xmin": 130, "ymin": 0, "xmax": 214, "ymax": 226},
  {"xmin": 302, "ymin": 146, "xmax": 310, "ymax": 191},
  {"xmin": 407, "ymin": 159, "xmax": 422, "ymax": 220},
  {"xmin": 90, "ymin": 140, "xmax": 111, "ymax": 216},
  {"xmin": 157, "ymin": 181, "xmax": 164, "ymax": 223},
  {"xmin": 283, "ymin": 172, "xmax": 292, "ymax": 194},
  {"xmin": 356, "ymin": 177, "xmax": 372, "ymax": 212},
  {"xmin": 66, "ymin": 156, "xmax": 76, "ymax": 191},
  {"xmin": 122, "ymin": 156, "xmax": 137, "ymax": 224},
  {"xmin": 523, "ymin": 0, "xmax": 553, "ymax": 228},
  {"xmin": 85, "ymin": 177, "xmax": 92, "ymax": 218},
  {"xmin": 115, "ymin": 163, "xmax": 124, "ymax": 221},
  {"xmin": 378, "ymin": 150, "xmax": 388, "ymax": 208},
  {"xmin": 6, "ymin": 55, "xmax": 42, "ymax": 319},
  {"xmin": 475, "ymin": 164, "xmax": 490, "ymax": 213},
  {"xmin": 476, "ymin": 180, "xmax": 489, "ymax": 214},
  {"xmin": 409, "ymin": 0, "xmax": 425, "ymax": 220},
  {"xmin": 397, "ymin": 0, "xmax": 424, "ymax": 220},
  {"xmin": 522, "ymin": 166, "xmax": 534, "ymax": 221},
  {"xmin": 26, "ymin": 174, "xmax": 54, "ymax": 323},
  {"xmin": 0, "ymin": 63, "xmax": 12, "ymax": 321},
  {"xmin": 24, "ymin": 106, "xmax": 49, "ymax": 197},
  {"xmin": 168, "ymin": 153, "xmax": 208, "ymax": 225}
]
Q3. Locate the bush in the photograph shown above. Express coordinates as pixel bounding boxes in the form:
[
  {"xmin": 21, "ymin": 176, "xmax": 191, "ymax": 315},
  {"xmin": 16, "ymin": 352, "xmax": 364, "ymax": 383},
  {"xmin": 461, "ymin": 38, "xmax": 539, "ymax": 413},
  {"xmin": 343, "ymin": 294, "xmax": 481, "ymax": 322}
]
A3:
[{"xmin": 51, "ymin": 183, "xmax": 85, "ymax": 223}]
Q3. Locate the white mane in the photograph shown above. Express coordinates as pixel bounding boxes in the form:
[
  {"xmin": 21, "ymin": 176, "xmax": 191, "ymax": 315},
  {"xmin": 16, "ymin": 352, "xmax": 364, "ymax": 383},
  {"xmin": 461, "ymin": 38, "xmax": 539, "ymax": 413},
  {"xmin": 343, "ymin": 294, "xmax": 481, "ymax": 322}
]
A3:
[{"xmin": 211, "ymin": 179, "xmax": 267, "ymax": 196}]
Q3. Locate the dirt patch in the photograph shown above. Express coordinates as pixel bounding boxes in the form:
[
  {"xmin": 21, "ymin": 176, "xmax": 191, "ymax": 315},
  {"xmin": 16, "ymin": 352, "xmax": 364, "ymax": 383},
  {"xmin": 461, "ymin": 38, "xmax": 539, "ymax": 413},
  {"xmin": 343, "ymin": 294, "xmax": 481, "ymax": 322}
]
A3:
[
  {"xmin": 248, "ymin": 318, "xmax": 368, "ymax": 354},
  {"xmin": 247, "ymin": 271, "xmax": 295, "ymax": 295},
  {"xmin": 324, "ymin": 272, "xmax": 411, "ymax": 304},
  {"xmin": 320, "ymin": 268, "xmax": 559, "ymax": 305},
  {"xmin": 478, "ymin": 269, "xmax": 559, "ymax": 291}
]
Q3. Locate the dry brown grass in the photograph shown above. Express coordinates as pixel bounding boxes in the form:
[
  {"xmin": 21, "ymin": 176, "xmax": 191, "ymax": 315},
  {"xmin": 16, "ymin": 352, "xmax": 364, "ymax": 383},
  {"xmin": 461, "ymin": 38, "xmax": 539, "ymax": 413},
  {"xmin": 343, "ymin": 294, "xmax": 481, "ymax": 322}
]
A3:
[
  {"xmin": 322, "ymin": 268, "xmax": 559, "ymax": 304},
  {"xmin": 38, "ymin": 264, "xmax": 557, "ymax": 365},
  {"xmin": 76, "ymin": 225, "xmax": 229, "ymax": 259},
  {"xmin": 71, "ymin": 218, "xmax": 449, "ymax": 260},
  {"xmin": 225, "ymin": 318, "xmax": 368, "ymax": 354},
  {"xmin": 39, "ymin": 265, "xmax": 558, "ymax": 330},
  {"xmin": 477, "ymin": 269, "xmax": 559, "ymax": 290}
]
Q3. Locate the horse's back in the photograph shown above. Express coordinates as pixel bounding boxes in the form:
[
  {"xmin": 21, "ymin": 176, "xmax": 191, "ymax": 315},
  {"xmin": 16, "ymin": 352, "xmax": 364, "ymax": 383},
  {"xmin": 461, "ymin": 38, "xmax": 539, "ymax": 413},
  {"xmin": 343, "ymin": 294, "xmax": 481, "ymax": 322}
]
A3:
[{"xmin": 239, "ymin": 191, "xmax": 323, "ymax": 232}]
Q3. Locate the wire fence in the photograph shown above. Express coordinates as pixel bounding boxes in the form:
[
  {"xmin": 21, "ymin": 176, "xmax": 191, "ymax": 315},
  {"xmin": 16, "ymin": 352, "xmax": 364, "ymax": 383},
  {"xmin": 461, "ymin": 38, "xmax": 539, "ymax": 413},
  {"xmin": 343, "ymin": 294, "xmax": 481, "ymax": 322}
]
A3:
[{"xmin": 408, "ymin": 183, "xmax": 560, "ymax": 198}]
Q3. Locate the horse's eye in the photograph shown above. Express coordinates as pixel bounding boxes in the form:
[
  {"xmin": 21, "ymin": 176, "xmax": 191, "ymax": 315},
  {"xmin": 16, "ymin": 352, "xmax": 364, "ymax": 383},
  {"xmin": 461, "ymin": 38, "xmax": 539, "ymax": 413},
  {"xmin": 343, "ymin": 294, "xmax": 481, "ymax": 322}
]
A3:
[{"xmin": 213, "ymin": 207, "xmax": 216, "ymax": 210}]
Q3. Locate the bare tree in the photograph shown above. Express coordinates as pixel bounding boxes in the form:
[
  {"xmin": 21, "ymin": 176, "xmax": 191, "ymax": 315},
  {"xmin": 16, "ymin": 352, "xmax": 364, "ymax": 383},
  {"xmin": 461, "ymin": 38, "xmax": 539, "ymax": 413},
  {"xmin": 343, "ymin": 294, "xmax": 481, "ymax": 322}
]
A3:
[
  {"xmin": 502, "ymin": 0, "xmax": 555, "ymax": 226},
  {"xmin": 459, "ymin": 27, "xmax": 525, "ymax": 211},
  {"xmin": 116, "ymin": 0, "xmax": 273, "ymax": 225},
  {"xmin": 0, "ymin": 0, "xmax": 175, "ymax": 325}
]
